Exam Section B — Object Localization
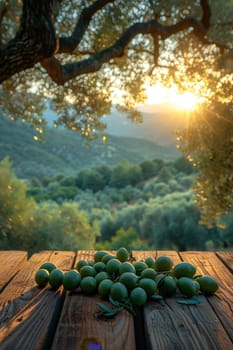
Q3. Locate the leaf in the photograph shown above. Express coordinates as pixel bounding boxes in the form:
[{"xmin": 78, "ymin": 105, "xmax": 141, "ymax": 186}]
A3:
[
  {"xmin": 121, "ymin": 302, "xmax": 136, "ymax": 317},
  {"xmin": 150, "ymin": 294, "xmax": 163, "ymax": 301},
  {"xmin": 109, "ymin": 296, "xmax": 120, "ymax": 307},
  {"xmin": 96, "ymin": 302, "xmax": 124, "ymax": 319},
  {"xmin": 176, "ymin": 296, "xmax": 201, "ymax": 305},
  {"xmin": 96, "ymin": 302, "xmax": 114, "ymax": 313},
  {"xmin": 103, "ymin": 308, "xmax": 123, "ymax": 318},
  {"xmin": 109, "ymin": 297, "xmax": 136, "ymax": 316}
]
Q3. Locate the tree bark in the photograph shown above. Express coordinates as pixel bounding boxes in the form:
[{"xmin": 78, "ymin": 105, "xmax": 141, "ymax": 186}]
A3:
[
  {"xmin": 0, "ymin": 0, "xmax": 218, "ymax": 85},
  {"xmin": 0, "ymin": 0, "xmax": 56, "ymax": 83}
]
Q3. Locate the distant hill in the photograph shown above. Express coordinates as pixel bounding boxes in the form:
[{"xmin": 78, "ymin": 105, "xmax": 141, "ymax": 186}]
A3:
[
  {"xmin": 0, "ymin": 113, "xmax": 179, "ymax": 179},
  {"xmin": 44, "ymin": 103, "xmax": 187, "ymax": 146},
  {"xmin": 103, "ymin": 104, "xmax": 186, "ymax": 145}
]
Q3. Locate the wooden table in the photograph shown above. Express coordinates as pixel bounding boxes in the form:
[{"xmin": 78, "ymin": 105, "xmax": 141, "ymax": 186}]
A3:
[{"xmin": 0, "ymin": 250, "xmax": 232, "ymax": 350}]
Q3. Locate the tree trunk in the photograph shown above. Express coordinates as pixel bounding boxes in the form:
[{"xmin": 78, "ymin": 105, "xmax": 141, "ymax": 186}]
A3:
[{"xmin": 0, "ymin": 0, "xmax": 56, "ymax": 83}]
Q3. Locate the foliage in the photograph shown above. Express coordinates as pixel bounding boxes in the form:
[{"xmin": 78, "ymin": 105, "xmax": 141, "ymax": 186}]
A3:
[
  {"xmin": 28, "ymin": 156, "xmax": 189, "ymax": 202},
  {"xmin": 96, "ymin": 226, "xmax": 150, "ymax": 251},
  {"xmin": 1, "ymin": 0, "xmax": 233, "ymax": 224},
  {"xmin": 0, "ymin": 157, "xmax": 36, "ymax": 248},
  {"xmin": 0, "ymin": 158, "xmax": 98, "ymax": 253},
  {"xmin": 0, "ymin": 1, "xmax": 231, "ymax": 127},
  {"xmin": 28, "ymin": 202, "xmax": 99, "ymax": 252},
  {"xmin": 1, "ymin": 154, "xmax": 233, "ymax": 251},
  {"xmin": 25, "ymin": 155, "xmax": 233, "ymax": 250},
  {"xmin": 178, "ymin": 103, "xmax": 233, "ymax": 226},
  {"xmin": 140, "ymin": 192, "xmax": 221, "ymax": 250}
]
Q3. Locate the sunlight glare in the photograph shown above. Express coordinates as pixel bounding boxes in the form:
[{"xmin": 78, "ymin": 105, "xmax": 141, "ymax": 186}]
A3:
[
  {"xmin": 146, "ymin": 84, "xmax": 203, "ymax": 111},
  {"xmin": 175, "ymin": 92, "xmax": 200, "ymax": 111}
]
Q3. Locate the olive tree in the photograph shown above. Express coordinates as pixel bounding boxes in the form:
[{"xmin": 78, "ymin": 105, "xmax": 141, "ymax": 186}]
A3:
[{"xmin": 1, "ymin": 0, "xmax": 227, "ymax": 128}]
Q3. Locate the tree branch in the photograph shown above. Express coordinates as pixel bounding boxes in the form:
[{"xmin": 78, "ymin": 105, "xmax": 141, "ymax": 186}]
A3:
[
  {"xmin": 0, "ymin": 0, "xmax": 56, "ymax": 83},
  {"xmin": 41, "ymin": 14, "xmax": 213, "ymax": 85},
  {"xmin": 58, "ymin": 0, "xmax": 115, "ymax": 53},
  {"xmin": 2, "ymin": 0, "xmax": 228, "ymax": 85},
  {"xmin": 200, "ymin": 0, "xmax": 211, "ymax": 29}
]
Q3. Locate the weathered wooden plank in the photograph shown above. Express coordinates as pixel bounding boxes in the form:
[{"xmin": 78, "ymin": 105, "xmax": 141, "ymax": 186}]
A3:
[
  {"xmin": 135, "ymin": 251, "xmax": 233, "ymax": 350},
  {"xmin": 132, "ymin": 250, "xmax": 181, "ymax": 265},
  {"xmin": 51, "ymin": 250, "xmax": 136, "ymax": 350},
  {"xmin": 0, "ymin": 250, "xmax": 232, "ymax": 350},
  {"xmin": 0, "ymin": 251, "xmax": 27, "ymax": 293},
  {"xmin": 216, "ymin": 251, "xmax": 233, "ymax": 273},
  {"xmin": 131, "ymin": 251, "xmax": 157, "ymax": 261},
  {"xmin": 0, "ymin": 250, "xmax": 75, "ymax": 350},
  {"xmin": 180, "ymin": 251, "xmax": 233, "ymax": 344}
]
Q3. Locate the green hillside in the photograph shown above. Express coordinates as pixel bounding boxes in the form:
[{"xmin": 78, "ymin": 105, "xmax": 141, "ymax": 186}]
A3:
[{"xmin": 0, "ymin": 115, "xmax": 178, "ymax": 179}]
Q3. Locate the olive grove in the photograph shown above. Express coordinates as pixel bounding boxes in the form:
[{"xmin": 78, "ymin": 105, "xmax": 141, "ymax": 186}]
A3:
[{"xmin": 0, "ymin": 0, "xmax": 233, "ymax": 224}]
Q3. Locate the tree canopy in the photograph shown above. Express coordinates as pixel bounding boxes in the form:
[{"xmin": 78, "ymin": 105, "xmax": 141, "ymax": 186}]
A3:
[
  {"xmin": 0, "ymin": 0, "xmax": 233, "ymax": 224},
  {"xmin": 0, "ymin": 158, "xmax": 99, "ymax": 253}
]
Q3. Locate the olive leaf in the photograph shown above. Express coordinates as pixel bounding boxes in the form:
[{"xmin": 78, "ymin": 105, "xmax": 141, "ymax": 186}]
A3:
[
  {"xmin": 96, "ymin": 302, "xmax": 115, "ymax": 313},
  {"xmin": 109, "ymin": 296, "xmax": 120, "ymax": 307},
  {"xmin": 102, "ymin": 308, "xmax": 123, "ymax": 318},
  {"xmin": 96, "ymin": 302, "xmax": 123, "ymax": 319},
  {"xmin": 109, "ymin": 296, "xmax": 136, "ymax": 316},
  {"xmin": 176, "ymin": 296, "xmax": 201, "ymax": 305},
  {"xmin": 150, "ymin": 294, "xmax": 163, "ymax": 301}
]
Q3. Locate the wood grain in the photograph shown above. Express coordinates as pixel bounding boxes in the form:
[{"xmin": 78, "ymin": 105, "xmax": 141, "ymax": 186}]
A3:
[
  {"xmin": 0, "ymin": 250, "xmax": 75, "ymax": 350},
  {"xmin": 132, "ymin": 250, "xmax": 181, "ymax": 265},
  {"xmin": 0, "ymin": 251, "xmax": 27, "ymax": 293},
  {"xmin": 216, "ymin": 251, "xmax": 233, "ymax": 273},
  {"xmin": 51, "ymin": 250, "xmax": 136, "ymax": 350},
  {"xmin": 136, "ymin": 250, "xmax": 233, "ymax": 350},
  {"xmin": 180, "ymin": 251, "xmax": 233, "ymax": 343},
  {"xmin": 0, "ymin": 250, "xmax": 232, "ymax": 350}
]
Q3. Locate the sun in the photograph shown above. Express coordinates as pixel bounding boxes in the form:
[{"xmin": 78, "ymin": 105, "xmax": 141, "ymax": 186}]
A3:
[
  {"xmin": 174, "ymin": 92, "xmax": 200, "ymax": 111},
  {"xmin": 145, "ymin": 84, "xmax": 203, "ymax": 111}
]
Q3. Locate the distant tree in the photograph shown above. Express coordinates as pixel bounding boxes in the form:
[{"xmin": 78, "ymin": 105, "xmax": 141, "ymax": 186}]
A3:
[
  {"xmin": 76, "ymin": 168, "xmax": 104, "ymax": 191},
  {"xmin": 82, "ymin": 169, "xmax": 105, "ymax": 192},
  {"xmin": 140, "ymin": 159, "xmax": 161, "ymax": 179},
  {"xmin": 31, "ymin": 176, "xmax": 41, "ymax": 187},
  {"xmin": 157, "ymin": 166, "xmax": 172, "ymax": 183},
  {"xmin": 74, "ymin": 189, "xmax": 99, "ymax": 211},
  {"xmin": 0, "ymin": 157, "xmax": 36, "ymax": 249},
  {"xmin": 96, "ymin": 226, "xmax": 150, "ymax": 251},
  {"xmin": 0, "ymin": 157, "xmax": 98, "ymax": 252},
  {"xmin": 95, "ymin": 165, "xmax": 112, "ymax": 185},
  {"xmin": 41, "ymin": 176, "xmax": 53, "ymax": 187},
  {"xmin": 76, "ymin": 169, "xmax": 87, "ymax": 189},
  {"xmin": 179, "ymin": 175, "xmax": 195, "ymax": 189},
  {"xmin": 50, "ymin": 186, "xmax": 78, "ymax": 201},
  {"xmin": 173, "ymin": 156, "xmax": 195, "ymax": 175},
  {"xmin": 99, "ymin": 215, "xmax": 118, "ymax": 242},
  {"xmin": 140, "ymin": 192, "xmax": 221, "ymax": 250},
  {"xmin": 110, "ymin": 160, "xmax": 132, "ymax": 188},
  {"xmin": 153, "ymin": 182, "xmax": 171, "ymax": 196},
  {"xmin": 128, "ymin": 164, "xmax": 143, "ymax": 185},
  {"xmin": 60, "ymin": 176, "xmax": 77, "ymax": 187},
  {"xmin": 113, "ymin": 202, "xmax": 147, "ymax": 234},
  {"xmin": 55, "ymin": 173, "xmax": 65, "ymax": 182},
  {"xmin": 122, "ymin": 185, "xmax": 141, "ymax": 203},
  {"xmin": 28, "ymin": 202, "xmax": 99, "ymax": 252}
]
